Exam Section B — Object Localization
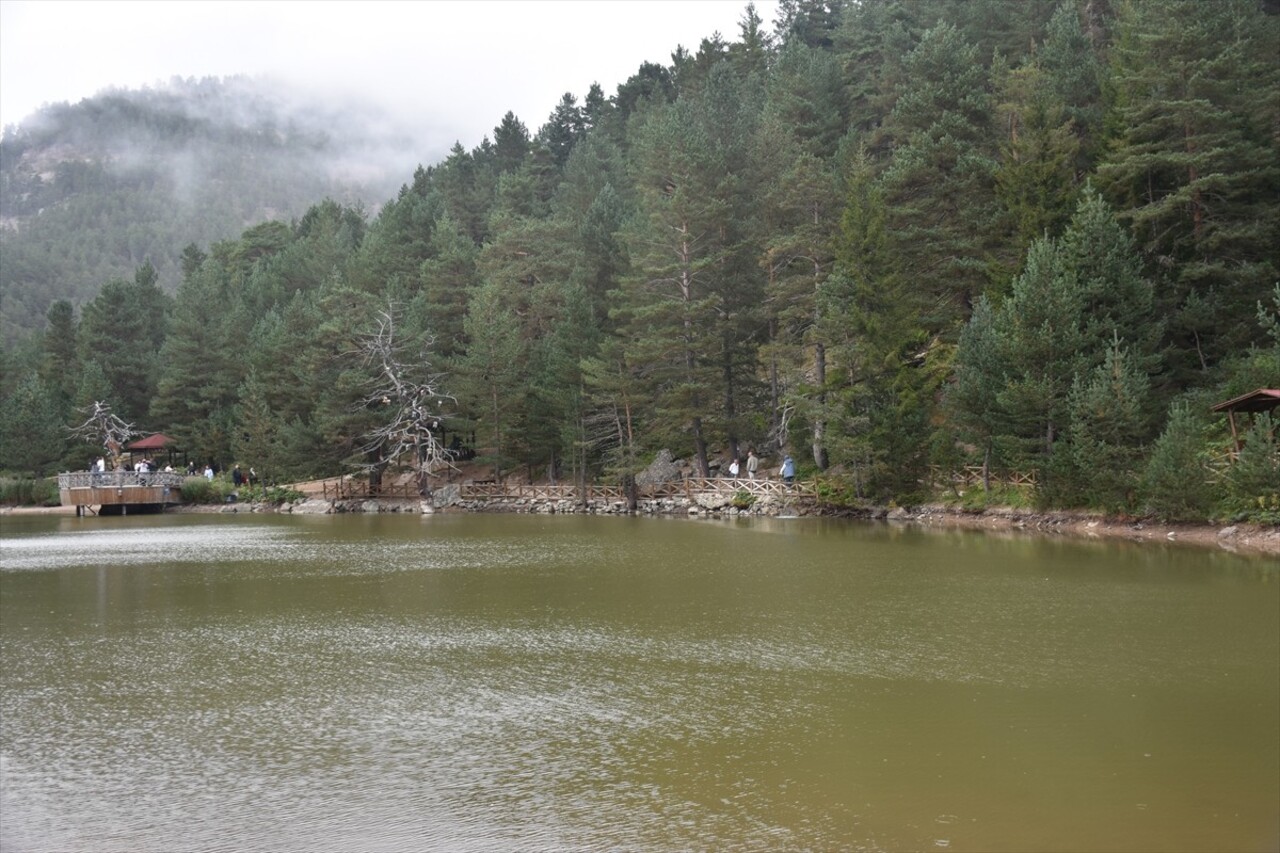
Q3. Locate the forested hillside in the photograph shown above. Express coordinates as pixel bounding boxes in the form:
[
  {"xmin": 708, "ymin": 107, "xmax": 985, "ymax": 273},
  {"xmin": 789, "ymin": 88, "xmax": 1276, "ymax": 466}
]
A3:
[
  {"xmin": 2, "ymin": 0, "xmax": 1277, "ymax": 522},
  {"xmin": 0, "ymin": 75, "xmax": 413, "ymax": 344}
]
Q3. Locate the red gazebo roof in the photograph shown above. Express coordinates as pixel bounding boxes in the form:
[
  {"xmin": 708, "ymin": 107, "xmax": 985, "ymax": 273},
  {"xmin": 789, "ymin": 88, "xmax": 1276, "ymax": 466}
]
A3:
[{"xmin": 125, "ymin": 432, "xmax": 176, "ymax": 451}]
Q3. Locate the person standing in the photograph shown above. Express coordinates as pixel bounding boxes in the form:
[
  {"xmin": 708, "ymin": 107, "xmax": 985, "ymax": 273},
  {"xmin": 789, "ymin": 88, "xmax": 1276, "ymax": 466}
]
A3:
[
  {"xmin": 746, "ymin": 450, "xmax": 758, "ymax": 481},
  {"xmin": 728, "ymin": 457, "xmax": 740, "ymax": 479},
  {"xmin": 781, "ymin": 456, "xmax": 795, "ymax": 485}
]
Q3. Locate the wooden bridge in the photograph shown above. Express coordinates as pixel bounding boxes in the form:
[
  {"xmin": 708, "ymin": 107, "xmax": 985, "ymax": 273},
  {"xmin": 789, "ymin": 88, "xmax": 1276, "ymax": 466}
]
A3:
[
  {"xmin": 322, "ymin": 476, "xmax": 818, "ymax": 503},
  {"xmin": 57, "ymin": 470, "xmax": 186, "ymax": 515}
]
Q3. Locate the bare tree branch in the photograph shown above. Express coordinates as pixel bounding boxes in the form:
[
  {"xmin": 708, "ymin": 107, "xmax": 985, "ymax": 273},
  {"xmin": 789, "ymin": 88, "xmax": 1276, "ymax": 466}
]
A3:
[
  {"xmin": 68, "ymin": 401, "xmax": 134, "ymax": 465},
  {"xmin": 353, "ymin": 306, "xmax": 457, "ymax": 490}
]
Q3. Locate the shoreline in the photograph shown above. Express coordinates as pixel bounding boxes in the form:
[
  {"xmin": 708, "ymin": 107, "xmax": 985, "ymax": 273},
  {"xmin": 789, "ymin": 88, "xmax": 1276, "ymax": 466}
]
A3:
[
  {"xmin": 878, "ymin": 504, "xmax": 1280, "ymax": 557},
  {"xmin": 5, "ymin": 500, "xmax": 1277, "ymax": 557}
]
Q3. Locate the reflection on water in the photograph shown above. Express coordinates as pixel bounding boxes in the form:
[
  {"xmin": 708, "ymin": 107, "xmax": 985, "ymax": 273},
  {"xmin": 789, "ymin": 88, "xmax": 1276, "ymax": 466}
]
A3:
[{"xmin": 2, "ymin": 513, "xmax": 1277, "ymax": 852}]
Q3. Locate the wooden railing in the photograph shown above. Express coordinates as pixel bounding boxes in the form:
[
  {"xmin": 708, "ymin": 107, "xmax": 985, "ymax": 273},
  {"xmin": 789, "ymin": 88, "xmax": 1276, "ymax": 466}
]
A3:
[
  {"xmin": 321, "ymin": 479, "xmax": 424, "ymax": 501},
  {"xmin": 58, "ymin": 470, "xmax": 187, "ymax": 490},
  {"xmin": 927, "ymin": 466, "xmax": 1037, "ymax": 489}
]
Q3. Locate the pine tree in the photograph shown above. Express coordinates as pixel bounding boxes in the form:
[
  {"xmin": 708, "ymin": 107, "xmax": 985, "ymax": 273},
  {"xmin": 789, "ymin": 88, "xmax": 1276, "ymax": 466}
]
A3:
[
  {"xmin": 150, "ymin": 259, "xmax": 245, "ymax": 456},
  {"xmin": 492, "ymin": 112, "xmax": 532, "ymax": 176},
  {"xmin": 537, "ymin": 93, "xmax": 586, "ymax": 171},
  {"xmin": 1059, "ymin": 339, "xmax": 1150, "ymax": 509},
  {"xmin": 0, "ymin": 373, "xmax": 70, "ymax": 475},
  {"xmin": 947, "ymin": 294, "xmax": 1007, "ymax": 490},
  {"xmin": 457, "ymin": 277, "xmax": 524, "ymax": 478},
  {"xmin": 76, "ymin": 262, "xmax": 171, "ymax": 424},
  {"xmin": 39, "ymin": 299, "xmax": 79, "ymax": 406},
  {"xmin": 615, "ymin": 65, "xmax": 764, "ymax": 475},
  {"xmin": 765, "ymin": 41, "xmax": 848, "ymax": 159},
  {"xmin": 416, "ymin": 211, "xmax": 478, "ymax": 360},
  {"xmin": 234, "ymin": 370, "xmax": 280, "ymax": 485},
  {"xmin": 820, "ymin": 150, "xmax": 934, "ymax": 498},
  {"xmin": 878, "ymin": 22, "xmax": 1004, "ymax": 333},
  {"xmin": 1098, "ymin": 0, "xmax": 1280, "ymax": 377},
  {"xmin": 729, "ymin": 2, "xmax": 774, "ymax": 77},
  {"xmin": 1056, "ymin": 186, "xmax": 1161, "ymax": 382},
  {"xmin": 991, "ymin": 55, "xmax": 1080, "ymax": 259},
  {"xmin": 432, "ymin": 142, "xmax": 496, "ymax": 244},
  {"xmin": 757, "ymin": 130, "xmax": 840, "ymax": 468},
  {"xmin": 1140, "ymin": 401, "xmax": 1216, "ymax": 522},
  {"xmin": 1038, "ymin": 0, "xmax": 1107, "ymax": 173},
  {"xmin": 993, "ymin": 235, "xmax": 1086, "ymax": 461},
  {"xmin": 1222, "ymin": 415, "xmax": 1280, "ymax": 517}
]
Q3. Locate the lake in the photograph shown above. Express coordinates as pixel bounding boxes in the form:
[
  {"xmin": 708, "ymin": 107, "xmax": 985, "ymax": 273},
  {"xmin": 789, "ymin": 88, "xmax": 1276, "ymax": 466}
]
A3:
[{"xmin": 1, "ymin": 513, "xmax": 1277, "ymax": 852}]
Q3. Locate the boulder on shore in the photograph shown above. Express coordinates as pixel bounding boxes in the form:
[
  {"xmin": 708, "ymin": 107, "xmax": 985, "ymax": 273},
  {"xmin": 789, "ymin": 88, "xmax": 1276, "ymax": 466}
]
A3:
[
  {"xmin": 432, "ymin": 483, "xmax": 462, "ymax": 508},
  {"xmin": 636, "ymin": 449, "xmax": 681, "ymax": 489}
]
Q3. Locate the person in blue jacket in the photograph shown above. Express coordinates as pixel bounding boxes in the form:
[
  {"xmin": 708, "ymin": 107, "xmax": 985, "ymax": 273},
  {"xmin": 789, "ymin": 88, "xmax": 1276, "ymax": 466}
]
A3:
[{"xmin": 780, "ymin": 456, "xmax": 795, "ymax": 485}]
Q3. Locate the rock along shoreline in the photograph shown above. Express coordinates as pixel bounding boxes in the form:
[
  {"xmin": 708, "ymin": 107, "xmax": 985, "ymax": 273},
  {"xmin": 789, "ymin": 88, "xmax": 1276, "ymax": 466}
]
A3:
[{"xmin": 150, "ymin": 487, "xmax": 1279, "ymax": 557}]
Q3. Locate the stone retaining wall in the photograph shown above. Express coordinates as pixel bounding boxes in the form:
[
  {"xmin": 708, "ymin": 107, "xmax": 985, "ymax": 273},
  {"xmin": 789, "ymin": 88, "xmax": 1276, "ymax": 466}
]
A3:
[{"xmin": 277, "ymin": 487, "xmax": 815, "ymax": 518}]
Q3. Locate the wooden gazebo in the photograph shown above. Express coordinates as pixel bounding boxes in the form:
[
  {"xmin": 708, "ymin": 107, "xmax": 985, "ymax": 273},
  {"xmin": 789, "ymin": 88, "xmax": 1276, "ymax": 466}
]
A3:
[
  {"xmin": 124, "ymin": 432, "xmax": 178, "ymax": 467},
  {"xmin": 1211, "ymin": 388, "xmax": 1280, "ymax": 454}
]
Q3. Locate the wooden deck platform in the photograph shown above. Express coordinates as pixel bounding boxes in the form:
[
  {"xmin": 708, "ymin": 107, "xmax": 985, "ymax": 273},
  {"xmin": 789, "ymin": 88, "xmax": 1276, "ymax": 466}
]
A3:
[{"xmin": 57, "ymin": 470, "xmax": 187, "ymax": 515}]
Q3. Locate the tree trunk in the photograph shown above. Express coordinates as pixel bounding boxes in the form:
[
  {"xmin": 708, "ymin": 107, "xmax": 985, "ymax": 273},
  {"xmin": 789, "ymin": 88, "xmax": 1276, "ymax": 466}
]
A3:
[
  {"xmin": 723, "ymin": 344, "xmax": 739, "ymax": 463},
  {"xmin": 811, "ymin": 253, "xmax": 828, "ymax": 470},
  {"xmin": 692, "ymin": 415, "xmax": 709, "ymax": 478},
  {"xmin": 768, "ymin": 319, "xmax": 782, "ymax": 453},
  {"xmin": 812, "ymin": 340, "xmax": 828, "ymax": 470},
  {"xmin": 623, "ymin": 473, "xmax": 638, "ymax": 512}
]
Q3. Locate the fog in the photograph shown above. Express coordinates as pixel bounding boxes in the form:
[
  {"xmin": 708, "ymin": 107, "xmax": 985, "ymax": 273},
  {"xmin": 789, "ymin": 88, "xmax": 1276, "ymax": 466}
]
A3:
[{"xmin": 1, "ymin": 0, "xmax": 779, "ymax": 170}]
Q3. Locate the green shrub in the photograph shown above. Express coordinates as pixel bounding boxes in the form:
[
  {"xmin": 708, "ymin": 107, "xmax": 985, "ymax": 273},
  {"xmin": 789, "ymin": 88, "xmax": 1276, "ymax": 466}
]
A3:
[
  {"xmin": 180, "ymin": 476, "xmax": 213, "ymax": 503},
  {"xmin": 1219, "ymin": 414, "xmax": 1280, "ymax": 523},
  {"xmin": 249, "ymin": 484, "xmax": 306, "ymax": 504},
  {"xmin": 180, "ymin": 476, "xmax": 306, "ymax": 506},
  {"xmin": 1140, "ymin": 402, "xmax": 1218, "ymax": 522},
  {"xmin": 730, "ymin": 489, "xmax": 755, "ymax": 510},
  {"xmin": 0, "ymin": 477, "xmax": 59, "ymax": 506},
  {"xmin": 815, "ymin": 475, "xmax": 864, "ymax": 510},
  {"xmin": 953, "ymin": 483, "xmax": 1035, "ymax": 511}
]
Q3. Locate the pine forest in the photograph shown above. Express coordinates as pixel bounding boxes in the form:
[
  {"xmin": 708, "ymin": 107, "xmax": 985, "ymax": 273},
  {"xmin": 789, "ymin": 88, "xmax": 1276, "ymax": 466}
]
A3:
[{"xmin": 1, "ymin": 0, "xmax": 1277, "ymax": 523}]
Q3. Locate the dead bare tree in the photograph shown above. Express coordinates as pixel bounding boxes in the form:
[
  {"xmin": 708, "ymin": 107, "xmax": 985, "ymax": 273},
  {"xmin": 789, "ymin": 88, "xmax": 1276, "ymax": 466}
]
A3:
[
  {"xmin": 354, "ymin": 306, "xmax": 455, "ymax": 495},
  {"xmin": 69, "ymin": 401, "xmax": 134, "ymax": 468},
  {"xmin": 772, "ymin": 402, "xmax": 795, "ymax": 457}
]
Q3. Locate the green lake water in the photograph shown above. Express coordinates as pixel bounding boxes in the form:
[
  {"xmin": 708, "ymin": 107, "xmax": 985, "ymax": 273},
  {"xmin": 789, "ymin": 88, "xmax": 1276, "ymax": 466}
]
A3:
[{"xmin": 1, "ymin": 513, "xmax": 1277, "ymax": 852}]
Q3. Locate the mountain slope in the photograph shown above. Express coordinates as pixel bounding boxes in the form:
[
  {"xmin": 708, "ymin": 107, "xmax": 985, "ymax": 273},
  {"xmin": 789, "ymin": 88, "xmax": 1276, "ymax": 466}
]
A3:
[{"xmin": 0, "ymin": 76, "xmax": 416, "ymax": 346}]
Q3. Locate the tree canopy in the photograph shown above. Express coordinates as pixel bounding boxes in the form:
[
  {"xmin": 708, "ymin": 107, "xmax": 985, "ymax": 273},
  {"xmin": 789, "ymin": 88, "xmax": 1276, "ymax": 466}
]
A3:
[{"xmin": 3, "ymin": 0, "xmax": 1277, "ymax": 521}]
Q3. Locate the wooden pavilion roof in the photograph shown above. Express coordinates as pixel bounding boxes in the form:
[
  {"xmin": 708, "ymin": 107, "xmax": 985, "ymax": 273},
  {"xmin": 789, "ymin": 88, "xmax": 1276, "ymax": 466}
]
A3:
[
  {"xmin": 124, "ymin": 432, "xmax": 176, "ymax": 451},
  {"xmin": 1211, "ymin": 389, "xmax": 1280, "ymax": 414}
]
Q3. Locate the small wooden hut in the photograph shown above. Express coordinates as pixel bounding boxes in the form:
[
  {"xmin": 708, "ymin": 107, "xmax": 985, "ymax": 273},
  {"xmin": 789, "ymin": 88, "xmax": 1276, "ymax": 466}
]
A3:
[{"xmin": 1211, "ymin": 388, "xmax": 1280, "ymax": 454}]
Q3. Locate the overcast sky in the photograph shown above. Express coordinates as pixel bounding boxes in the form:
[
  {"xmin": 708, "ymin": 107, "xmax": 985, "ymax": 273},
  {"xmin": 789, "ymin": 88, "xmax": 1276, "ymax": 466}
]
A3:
[{"xmin": 1, "ymin": 0, "xmax": 778, "ymax": 159}]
